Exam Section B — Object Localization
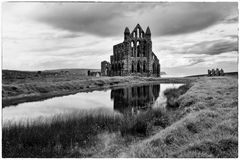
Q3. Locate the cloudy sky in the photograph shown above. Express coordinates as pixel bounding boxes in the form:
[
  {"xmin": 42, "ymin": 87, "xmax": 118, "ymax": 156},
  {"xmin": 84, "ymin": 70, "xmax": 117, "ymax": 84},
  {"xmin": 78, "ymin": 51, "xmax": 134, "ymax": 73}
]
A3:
[{"xmin": 2, "ymin": 2, "xmax": 238, "ymax": 76}]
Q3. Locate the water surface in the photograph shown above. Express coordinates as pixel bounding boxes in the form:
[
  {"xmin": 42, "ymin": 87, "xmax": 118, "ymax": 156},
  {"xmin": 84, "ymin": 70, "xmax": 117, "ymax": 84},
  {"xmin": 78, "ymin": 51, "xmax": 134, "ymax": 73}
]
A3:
[{"xmin": 3, "ymin": 83, "xmax": 183, "ymax": 124}]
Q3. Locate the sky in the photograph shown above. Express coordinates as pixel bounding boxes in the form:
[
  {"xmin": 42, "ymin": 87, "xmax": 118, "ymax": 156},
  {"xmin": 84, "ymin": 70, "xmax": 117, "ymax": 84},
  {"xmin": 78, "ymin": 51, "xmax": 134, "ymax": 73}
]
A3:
[{"xmin": 2, "ymin": 2, "xmax": 239, "ymax": 76}]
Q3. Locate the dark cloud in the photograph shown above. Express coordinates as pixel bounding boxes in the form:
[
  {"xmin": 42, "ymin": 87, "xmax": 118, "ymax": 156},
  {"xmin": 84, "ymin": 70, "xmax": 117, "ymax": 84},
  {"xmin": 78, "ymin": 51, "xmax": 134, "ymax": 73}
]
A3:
[
  {"xmin": 192, "ymin": 39, "xmax": 238, "ymax": 55},
  {"xmin": 176, "ymin": 39, "xmax": 238, "ymax": 55},
  {"xmin": 227, "ymin": 35, "xmax": 238, "ymax": 40},
  {"xmin": 32, "ymin": 3, "xmax": 154, "ymax": 37},
  {"xmin": 29, "ymin": 2, "xmax": 237, "ymax": 37},
  {"xmin": 223, "ymin": 16, "xmax": 238, "ymax": 23}
]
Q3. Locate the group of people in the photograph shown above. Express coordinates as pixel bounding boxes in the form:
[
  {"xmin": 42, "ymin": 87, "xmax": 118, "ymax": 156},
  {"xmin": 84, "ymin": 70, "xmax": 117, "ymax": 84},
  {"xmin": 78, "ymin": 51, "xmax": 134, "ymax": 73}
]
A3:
[{"xmin": 208, "ymin": 68, "xmax": 224, "ymax": 76}]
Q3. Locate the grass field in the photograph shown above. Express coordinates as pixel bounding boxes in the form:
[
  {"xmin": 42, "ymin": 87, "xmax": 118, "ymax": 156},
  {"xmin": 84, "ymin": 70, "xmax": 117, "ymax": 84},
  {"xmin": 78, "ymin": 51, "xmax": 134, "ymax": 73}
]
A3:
[{"xmin": 2, "ymin": 75, "xmax": 238, "ymax": 158}]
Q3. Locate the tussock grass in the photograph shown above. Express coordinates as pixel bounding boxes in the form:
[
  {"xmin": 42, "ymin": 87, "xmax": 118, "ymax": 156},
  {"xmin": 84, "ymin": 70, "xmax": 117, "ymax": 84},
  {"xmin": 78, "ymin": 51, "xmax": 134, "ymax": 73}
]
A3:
[
  {"xmin": 3, "ymin": 109, "xmax": 122, "ymax": 158},
  {"xmin": 120, "ymin": 108, "xmax": 170, "ymax": 136},
  {"xmin": 3, "ymin": 107, "xmax": 169, "ymax": 158},
  {"xmin": 163, "ymin": 83, "xmax": 192, "ymax": 108}
]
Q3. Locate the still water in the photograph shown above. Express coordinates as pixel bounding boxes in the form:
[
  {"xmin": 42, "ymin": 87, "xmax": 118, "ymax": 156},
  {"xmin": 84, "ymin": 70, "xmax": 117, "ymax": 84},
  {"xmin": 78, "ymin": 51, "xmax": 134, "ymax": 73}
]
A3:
[{"xmin": 3, "ymin": 83, "xmax": 183, "ymax": 125}]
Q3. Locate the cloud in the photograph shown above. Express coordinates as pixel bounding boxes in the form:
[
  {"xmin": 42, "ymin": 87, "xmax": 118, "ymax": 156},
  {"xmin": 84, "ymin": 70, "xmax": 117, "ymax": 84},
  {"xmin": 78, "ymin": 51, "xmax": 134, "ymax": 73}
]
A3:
[
  {"xmin": 2, "ymin": 2, "xmax": 239, "ymax": 75},
  {"xmin": 28, "ymin": 45, "xmax": 77, "ymax": 52},
  {"xmin": 186, "ymin": 58, "xmax": 205, "ymax": 66},
  {"xmin": 223, "ymin": 16, "xmax": 238, "ymax": 23},
  {"xmin": 23, "ymin": 2, "xmax": 238, "ymax": 37},
  {"xmin": 177, "ymin": 39, "xmax": 238, "ymax": 55},
  {"xmin": 227, "ymin": 35, "xmax": 238, "ymax": 40}
]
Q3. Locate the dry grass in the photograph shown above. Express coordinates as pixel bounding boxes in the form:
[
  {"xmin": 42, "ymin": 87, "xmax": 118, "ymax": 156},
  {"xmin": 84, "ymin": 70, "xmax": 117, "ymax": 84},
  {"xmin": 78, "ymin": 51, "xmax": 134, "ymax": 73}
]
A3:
[
  {"xmin": 2, "ymin": 107, "xmax": 170, "ymax": 158},
  {"xmin": 123, "ymin": 76, "xmax": 238, "ymax": 158}
]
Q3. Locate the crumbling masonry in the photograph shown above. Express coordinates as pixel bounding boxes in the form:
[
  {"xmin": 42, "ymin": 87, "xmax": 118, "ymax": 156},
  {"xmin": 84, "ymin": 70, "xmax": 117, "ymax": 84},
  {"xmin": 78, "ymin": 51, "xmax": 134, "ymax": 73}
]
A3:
[{"xmin": 101, "ymin": 24, "xmax": 160, "ymax": 77}]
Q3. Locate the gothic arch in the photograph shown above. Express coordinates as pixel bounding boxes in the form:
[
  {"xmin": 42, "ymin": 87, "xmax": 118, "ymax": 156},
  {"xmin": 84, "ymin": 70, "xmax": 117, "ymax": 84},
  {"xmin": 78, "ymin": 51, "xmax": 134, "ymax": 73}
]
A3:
[
  {"xmin": 132, "ymin": 61, "xmax": 135, "ymax": 73},
  {"xmin": 131, "ymin": 41, "xmax": 135, "ymax": 57},
  {"xmin": 118, "ymin": 63, "xmax": 121, "ymax": 71},
  {"xmin": 137, "ymin": 61, "xmax": 141, "ymax": 73},
  {"xmin": 137, "ymin": 41, "xmax": 140, "ymax": 57}
]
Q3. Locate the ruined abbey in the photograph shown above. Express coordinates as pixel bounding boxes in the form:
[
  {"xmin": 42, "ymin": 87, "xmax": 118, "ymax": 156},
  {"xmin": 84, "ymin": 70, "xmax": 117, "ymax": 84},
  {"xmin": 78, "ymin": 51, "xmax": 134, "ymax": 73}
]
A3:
[{"xmin": 101, "ymin": 24, "xmax": 160, "ymax": 77}]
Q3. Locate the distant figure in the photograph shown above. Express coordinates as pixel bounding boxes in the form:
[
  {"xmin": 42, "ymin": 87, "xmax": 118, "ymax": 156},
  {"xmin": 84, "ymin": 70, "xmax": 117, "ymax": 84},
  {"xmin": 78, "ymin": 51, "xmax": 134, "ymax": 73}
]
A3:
[
  {"xmin": 215, "ymin": 68, "xmax": 220, "ymax": 76},
  {"xmin": 88, "ymin": 70, "xmax": 91, "ymax": 76},
  {"xmin": 211, "ymin": 69, "xmax": 216, "ymax": 76},
  {"xmin": 208, "ymin": 69, "xmax": 212, "ymax": 76},
  {"xmin": 220, "ymin": 68, "xmax": 225, "ymax": 76}
]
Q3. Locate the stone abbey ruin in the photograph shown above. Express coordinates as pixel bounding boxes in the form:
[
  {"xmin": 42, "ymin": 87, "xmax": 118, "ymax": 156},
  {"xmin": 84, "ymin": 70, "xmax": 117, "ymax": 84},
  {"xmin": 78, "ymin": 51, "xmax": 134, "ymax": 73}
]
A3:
[{"xmin": 101, "ymin": 24, "xmax": 160, "ymax": 77}]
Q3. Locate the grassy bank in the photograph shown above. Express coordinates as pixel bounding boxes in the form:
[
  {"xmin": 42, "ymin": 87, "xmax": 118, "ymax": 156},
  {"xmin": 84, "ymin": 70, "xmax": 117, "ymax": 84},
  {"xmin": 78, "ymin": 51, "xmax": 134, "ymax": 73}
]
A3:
[
  {"xmin": 3, "ymin": 75, "xmax": 190, "ymax": 107},
  {"xmin": 123, "ymin": 76, "xmax": 238, "ymax": 158},
  {"xmin": 3, "ymin": 107, "xmax": 171, "ymax": 158}
]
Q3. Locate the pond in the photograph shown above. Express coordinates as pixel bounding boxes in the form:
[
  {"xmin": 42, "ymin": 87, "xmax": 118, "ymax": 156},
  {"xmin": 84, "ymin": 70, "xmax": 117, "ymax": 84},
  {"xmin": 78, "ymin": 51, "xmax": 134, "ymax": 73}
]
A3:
[{"xmin": 3, "ymin": 83, "xmax": 183, "ymax": 125}]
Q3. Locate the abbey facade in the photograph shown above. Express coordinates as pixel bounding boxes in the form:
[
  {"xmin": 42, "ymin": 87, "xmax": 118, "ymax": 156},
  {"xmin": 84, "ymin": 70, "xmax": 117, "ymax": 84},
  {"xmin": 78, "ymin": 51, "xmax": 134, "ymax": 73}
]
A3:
[{"xmin": 101, "ymin": 24, "xmax": 160, "ymax": 77}]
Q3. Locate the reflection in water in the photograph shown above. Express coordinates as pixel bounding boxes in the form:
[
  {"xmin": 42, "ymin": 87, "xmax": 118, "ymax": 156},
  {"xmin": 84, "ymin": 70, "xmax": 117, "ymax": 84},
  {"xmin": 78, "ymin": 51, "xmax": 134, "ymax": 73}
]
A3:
[
  {"xmin": 111, "ymin": 84, "xmax": 160, "ymax": 114},
  {"xmin": 3, "ymin": 83, "xmax": 183, "ymax": 125}
]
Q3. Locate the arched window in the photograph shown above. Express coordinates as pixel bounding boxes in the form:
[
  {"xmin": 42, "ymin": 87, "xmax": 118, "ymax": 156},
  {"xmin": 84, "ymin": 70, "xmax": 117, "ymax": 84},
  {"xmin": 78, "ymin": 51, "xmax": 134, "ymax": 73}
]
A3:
[
  {"xmin": 137, "ymin": 41, "xmax": 140, "ymax": 57},
  {"xmin": 131, "ymin": 41, "xmax": 134, "ymax": 57},
  {"xmin": 137, "ymin": 61, "xmax": 141, "ymax": 72},
  {"xmin": 118, "ymin": 63, "xmax": 121, "ymax": 71},
  {"xmin": 133, "ymin": 32, "xmax": 136, "ymax": 38},
  {"xmin": 152, "ymin": 63, "xmax": 155, "ymax": 74},
  {"xmin": 143, "ymin": 41, "xmax": 146, "ymax": 57},
  {"xmin": 140, "ymin": 31, "xmax": 142, "ymax": 38},
  {"xmin": 132, "ymin": 61, "xmax": 134, "ymax": 73},
  {"xmin": 143, "ymin": 61, "xmax": 146, "ymax": 72},
  {"xmin": 157, "ymin": 64, "xmax": 160, "ymax": 75}
]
